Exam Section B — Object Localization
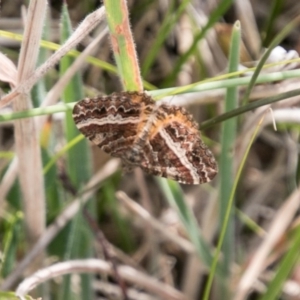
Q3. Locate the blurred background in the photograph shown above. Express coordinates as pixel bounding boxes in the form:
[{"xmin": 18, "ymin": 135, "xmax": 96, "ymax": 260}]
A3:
[{"xmin": 0, "ymin": 1, "xmax": 300, "ymax": 299}]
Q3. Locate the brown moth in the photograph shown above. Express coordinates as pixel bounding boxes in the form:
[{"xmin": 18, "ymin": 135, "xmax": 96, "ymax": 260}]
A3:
[{"xmin": 72, "ymin": 91, "xmax": 218, "ymax": 184}]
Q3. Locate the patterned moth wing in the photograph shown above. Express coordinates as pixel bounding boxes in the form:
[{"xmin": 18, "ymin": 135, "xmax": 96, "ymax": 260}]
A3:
[
  {"xmin": 137, "ymin": 104, "xmax": 218, "ymax": 184},
  {"xmin": 72, "ymin": 91, "xmax": 154, "ymax": 157},
  {"xmin": 73, "ymin": 91, "xmax": 218, "ymax": 184}
]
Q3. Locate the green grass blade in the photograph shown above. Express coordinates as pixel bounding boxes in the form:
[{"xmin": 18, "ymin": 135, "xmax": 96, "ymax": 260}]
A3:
[
  {"xmin": 259, "ymin": 225, "xmax": 300, "ymax": 300},
  {"xmin": 104, "ymin": 0, "xmax": 143, "ymax": 91},
  {"xmin": 200, "ymin": 87, "xmax": 300, "ymax": 130},
  {"xmin": 0, "ymin": 151, "xmax": 14, "ymax": 159},
  {"xmin": 152, "ymin": 67, "xmax": 300, "ymax": 99},
  {"xmin": 218, "ymin": 20, "xmax": 241, "ymax": 278},
  {"xmin": 1, "ymin": 86, "xmax": 300, "ymax": 133},
  {"xmin": 203, "ymin": 113, "xmax": 265, "ymax": 300},
  {"xmin": 0, "ymin": 291, "xmax": 24, "ymax": 300},
  {"xmin": 157, "ymin": 178, "xmax": 224, "ymax": 276},
  {"xmin": 43, "ymin": 135, "xmax": 84, "ymax": 175},
  {"xmin": 1, "ymin": 212, "xmax": 23, "ymax": 278},
  {"xmin": 262, "ymin": 0, "xmax": 284, "ymax": 47},
  {"xmin": 60, "ymin": 4, "xmax": 91, "ymax": 188},
  {"xmin": 235, "ymin": 208, "xmax": 265, "ymax": 237},
  {"xmin": 59, "ymin": 3, "xmax": 93, "ymax": 300}
]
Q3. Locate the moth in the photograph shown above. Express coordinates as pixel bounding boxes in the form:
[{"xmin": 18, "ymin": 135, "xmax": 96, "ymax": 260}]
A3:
[{"xmin": 72, "ymin": 91, "xmax": 218, "ymax": 184}]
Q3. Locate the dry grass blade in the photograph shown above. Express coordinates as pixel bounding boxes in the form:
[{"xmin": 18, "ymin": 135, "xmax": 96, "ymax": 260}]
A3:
[
  {"xmin": 0, "ymin": 6, "xmax": 106, "ymax": 109},
  {"xmin": 16, "ymin": 259, "xmax": 188, "ymax": 300},
  {"xmin": 236, "ymin": 91, "xmax": 300, "ymax": 171},
  {"xmin": 0, "ymin": 52, "xmax": 17, "ymax": 86},
  {"xmin": 263, "ymin": 108, "xmax": 300, "ymax": 125},
  {"xmin": 116, "ymin": 191, "xmax": 195, "ymax": 253},
  {"xmin": 1, "ymin": 1, "xmax": 300, "ymax": 299},
  {"xmin": 181, "ymin": 253, "xmax": 205, "ymax": 299},
  {"xmin": 1, "ymin": 159, "xmax": 120, "ymax": 290},
  {"xmin": 36, "ymin": 27, "xmax": 109, "ymax": 126},
  {"xmin": 93, "ymin": 281, "xmax": 157, "ymax": 300},
  {"xmin": 235, "ymin": 0, "xmax": 261, "ymax": 58},
  {"xmin": 13, "ymin": 0, "xmax": 47, "ymax": 245},
  {"xmin": 234, "ymin": 186, "xmax": 300, "ymax": 300},
  {"xmin": 0, "ymin": 7, "xmax": 107, "ymax": 204}
]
